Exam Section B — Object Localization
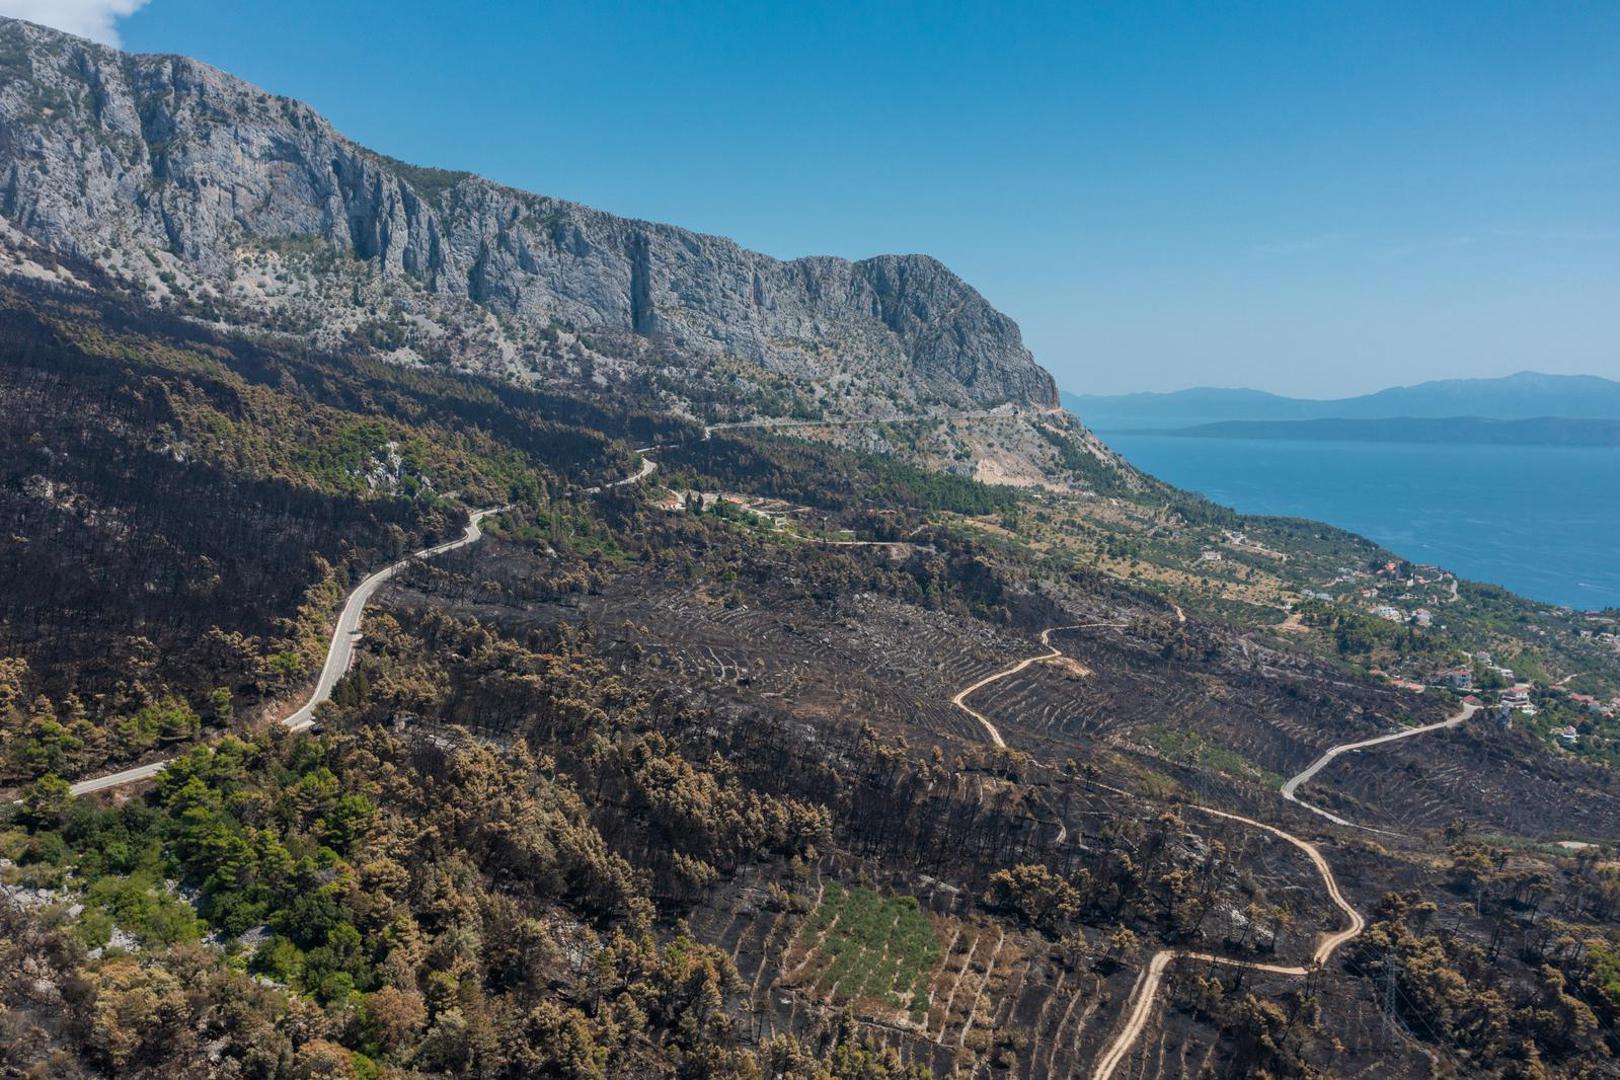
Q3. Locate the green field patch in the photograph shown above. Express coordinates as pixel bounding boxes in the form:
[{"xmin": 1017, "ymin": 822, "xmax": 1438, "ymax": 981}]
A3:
[
  {"xmin": 1138, "ymin": 724, "xmax": 1282, "ymax": 788},
  {"xmin": 792, "ymin": 882, "xmax": 941, "ymax": 1014}
]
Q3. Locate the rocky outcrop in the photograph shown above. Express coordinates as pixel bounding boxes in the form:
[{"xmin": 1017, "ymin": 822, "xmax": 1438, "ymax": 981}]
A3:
[{"xmin": 0, "ymin": 16, "xmax": 1056, "ymax": 410}]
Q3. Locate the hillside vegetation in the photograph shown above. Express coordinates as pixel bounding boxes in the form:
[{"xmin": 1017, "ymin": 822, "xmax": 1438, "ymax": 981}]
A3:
[{"xmin": 1, "ymin": 17, "xmax": 1619, "ymax": 1079}]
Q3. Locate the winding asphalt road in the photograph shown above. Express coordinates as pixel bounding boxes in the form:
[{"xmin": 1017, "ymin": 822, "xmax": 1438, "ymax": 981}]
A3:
[
  {"xmin": 1280, "ymin": 701, "xmax": 1478, "ymax": 827},
  {"xmin": 583, "ymin": 451, "xmax": 657, "ymax": 493},
  {"xmin": 280, "ymin": 506, "xmax": 510, "ymax": 733},
  {"xmin": 66, "ymin": 506, "xmax": 510, "ymax": 796},
  {"xmin": 703, "ymin": 408, "xmax": 1018, "ymax": 440},
  {"xmin": 65, "ymin": 446, "xmax": 666, "ymax": 799}
]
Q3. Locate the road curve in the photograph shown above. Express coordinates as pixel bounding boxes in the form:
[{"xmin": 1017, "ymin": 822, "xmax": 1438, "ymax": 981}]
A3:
[
  {"xmin": 1091, "ymin": 803, "xmax": 1366, "ymax": 1080},
  {"xmin": 281, "ymin": 506, "xmax": 509, "ymax": 732},
  {"xmin": 704, "ymin": 408, "xmax": 1013, "ymax": 440},
  {"xmin": 945, "ymin": 617, "xmax": 1369, "ymax": 1080},
  {"xmin": 66, "ymin": 448, "xmax": 665, "ymax": 799},
  {"xmin": 951, "ymin": 620, "xmax": 1468, "ymax": 1079},
  {"xmin": 1092, "ymin": 947, "xmax": 1309, "ymax": 1080},
  {"xmin": 1091, "ymin": 702, "xmax": 1476, "ymax": 1078},
  {"xmin": 699, "ymin": 404, "xmax": 1067, "ymax": 441},
  {"xmin": 951, "ymin": 623, "xmax": 1122, "ymax": 747},
  {"xmin": 67, "ymin": 505, "xmax": 510, "ymax": 796},
  {"xmin": 1279, "ymin": 701, "xmax": 1477, "ymax": 827},
  {"xmin": 582, "ymin": 451, "xmax": 657, "ymax": 493}
]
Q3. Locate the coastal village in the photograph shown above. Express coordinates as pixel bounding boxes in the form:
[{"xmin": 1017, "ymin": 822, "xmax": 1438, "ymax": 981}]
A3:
[{"xmin": 1296, "ymin": 553, "xmax": 1620, "ymax": 761}]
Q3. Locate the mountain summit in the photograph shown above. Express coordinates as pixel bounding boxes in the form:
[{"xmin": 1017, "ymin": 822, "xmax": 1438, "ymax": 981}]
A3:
[{"xmin": 0, "ymin": 15, "xmax": 1056, "ymax": 418}]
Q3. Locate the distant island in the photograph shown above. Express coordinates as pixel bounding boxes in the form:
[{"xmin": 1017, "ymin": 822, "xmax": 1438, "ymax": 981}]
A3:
[
  {"xmin": 1065, "ymin": 371, "xmax": 1620, "ymax": 431},
  {"xmin": 1117, "ymin": 416, "xmax": 1620, "ymax": 446}
]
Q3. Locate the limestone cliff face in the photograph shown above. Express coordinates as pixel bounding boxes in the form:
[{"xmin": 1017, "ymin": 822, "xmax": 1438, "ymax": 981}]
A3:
[{"xmin": 0, "ymin": 17, "xmax": 1056, "ymax": 409}]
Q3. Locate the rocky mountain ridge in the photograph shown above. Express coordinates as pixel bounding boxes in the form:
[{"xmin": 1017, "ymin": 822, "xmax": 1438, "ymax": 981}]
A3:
[{"xmin": 0, "ymin": 16, "xmax": 1056, "ymax": 418}]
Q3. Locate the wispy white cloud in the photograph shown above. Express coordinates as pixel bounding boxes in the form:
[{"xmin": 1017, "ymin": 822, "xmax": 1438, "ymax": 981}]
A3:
[{"xmin": 0, "ymin": 0, "xmax": 150, "ymax": 47}]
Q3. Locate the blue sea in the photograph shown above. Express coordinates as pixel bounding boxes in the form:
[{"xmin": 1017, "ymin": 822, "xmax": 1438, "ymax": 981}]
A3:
[{"xmin": 1101, "ymin": 434, "xmax": 1620, "ymax": 611}]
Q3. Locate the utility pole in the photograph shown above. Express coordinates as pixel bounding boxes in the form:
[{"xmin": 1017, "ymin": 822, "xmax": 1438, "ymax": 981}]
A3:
[{"xmin": 1380, "ymin": 950, "xmax": 1399, "ymax": 1051}]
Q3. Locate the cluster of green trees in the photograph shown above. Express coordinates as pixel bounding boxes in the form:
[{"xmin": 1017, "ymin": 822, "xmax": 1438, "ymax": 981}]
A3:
[
  {"xmin": 7, "ymin": 712, "xmax": 853, "ymax": 1076},
  {"xmin": 1345, "ymin": 887, "xmax": 1620, "ymax": 1071},
  {"xmin": 1295, "ymin": 599, "xmax": 1449, "ymax": 663},
  {"xmin": 1031, "ymin": 419, "xmax": 1129, "ymax": 493},
  {"xmin": 0, "ymin": 558, "xmax": 356, "ymax": 785},
  {"xmin": 663, "ymin": 433, "xmax": 1024, "ymax": 518}
]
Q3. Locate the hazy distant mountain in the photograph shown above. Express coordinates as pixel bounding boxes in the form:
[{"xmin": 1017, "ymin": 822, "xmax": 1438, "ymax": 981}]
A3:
[
  {"xmin": 1132, "ymin": 416, "xmax": 1620, "ymax": 446},
  {"xmin": 1065, "ymin": 372, "xmax": 1620, "ymax": 429}
]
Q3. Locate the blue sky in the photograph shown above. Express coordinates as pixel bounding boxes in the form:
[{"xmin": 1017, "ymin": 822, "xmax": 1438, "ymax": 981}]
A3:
[{"xmin": 22, "ymin": 1, "xmax": 1620, "ymax": 396}]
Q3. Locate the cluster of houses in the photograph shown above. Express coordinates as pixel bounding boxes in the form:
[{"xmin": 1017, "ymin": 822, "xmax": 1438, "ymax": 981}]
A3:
[
  {"xmin": 1357, "ymin": 563, "xmax": 1449, "ymax": 628},
  {"xmin": 1459, "ymin": 685, "xmax": 1537, "ymax": 731},
  {"xmin": 1446, "ymin": 653, "xmax": 1620, "ymax": 747},
  {"xmin": 1498, "ymin": 684, "xmax": 1535, "ymax": 715},
  {"xmin": 1315, "ymin": 566, "xmax": 1618, "ymax": 756},
  {"xmin": 1442, "ymin": 655, "xmax": 1539, "ymax": 728},
  {"xmin": 1578, "ymin": 626, "xmax": 1620, "ymax": 653},
  {"xmin": 1543, "ymin": 692, "xmax": 1620, "ymax": 748},
  {"xmin": 1324, "ymin": 560, "xmax": 1456, "ymax": 596},
  {"xmin": 1220, "ymin": 529, "xmax": 1288, "ymax": 561},
  {"xmin": 1366, "ymin": 601, "xmax": 1434, "ymax": 627}
]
